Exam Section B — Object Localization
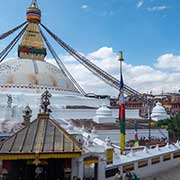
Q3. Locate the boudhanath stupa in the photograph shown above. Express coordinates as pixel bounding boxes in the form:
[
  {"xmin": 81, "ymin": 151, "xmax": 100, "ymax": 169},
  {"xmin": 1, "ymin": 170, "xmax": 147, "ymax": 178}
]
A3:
[
  {"xmin": 0, "ymin": 1, "xmax": 110, "ymax": 132},
  {"xmin": 0, "ymin": 1, "xmax": 179, "ymax": 180}
]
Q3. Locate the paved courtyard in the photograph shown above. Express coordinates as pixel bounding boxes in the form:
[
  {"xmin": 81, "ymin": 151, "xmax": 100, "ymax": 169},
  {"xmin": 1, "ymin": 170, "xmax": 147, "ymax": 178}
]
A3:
[{"xmin": 143, "ymin": 165, "xmax": 180, "ymax": 180}]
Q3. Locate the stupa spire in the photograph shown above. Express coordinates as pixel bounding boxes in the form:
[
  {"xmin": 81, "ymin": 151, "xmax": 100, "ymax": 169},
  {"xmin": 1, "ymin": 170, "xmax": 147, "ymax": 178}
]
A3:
[
  {"xmin": 18, "ymin": 0, "xmax": 46, "ymax": 61},
  {"xmin": 27, "ymin": 0, "xmax": 41, "ymax": 23}
]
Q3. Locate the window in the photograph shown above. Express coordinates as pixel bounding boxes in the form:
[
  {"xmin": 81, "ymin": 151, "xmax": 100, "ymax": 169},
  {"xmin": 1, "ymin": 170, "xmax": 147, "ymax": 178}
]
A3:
[
  {"xmin": 151, "ymin": 157, "xmax": 160, "ymax": 165},
  {"xmin": 105, "ymin": 168, "xmax": 118, "ymax": 178},
  {"xmin": 138, "ymin": 160, "xmax": 148, "ymax": 168},
  {"xmin": 123, "ymin": 164, "xmax": 134, "ymax": 173},
  {"xmin": 163, "ymin": 154, "xmax": 171, "ymax": 161},
  {"xmin": 173, "ymin": 152, "xmax": 180, "ymax": 159}
]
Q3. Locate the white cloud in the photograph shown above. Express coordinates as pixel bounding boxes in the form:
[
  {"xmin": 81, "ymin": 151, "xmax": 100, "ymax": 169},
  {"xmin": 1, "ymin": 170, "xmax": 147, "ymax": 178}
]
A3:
[
  {"xmin": 155, "ymin": 54, "xmax": 180, "ymax": 71},
  {"xmin": 46, "ymin": 47, "xmax": 180, "ymax": 96},
  {"xmin": 147, "ymin": 5, "xmax": 168, "ymax": 11},
  {"xmin": 81, "ymin": 5, "xmax": 88, "ymax": 9},
  {"xmin": 137, "ymin": 0, "xmax": 144, "ymax": 8},
  {"xmin": 88, "ymin": 47, "xmax": 115, "ymax": 59}
]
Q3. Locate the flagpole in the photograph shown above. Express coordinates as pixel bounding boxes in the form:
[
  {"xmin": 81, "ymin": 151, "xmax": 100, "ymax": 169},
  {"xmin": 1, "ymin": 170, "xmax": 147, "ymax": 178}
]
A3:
[
  {"xmin": 134, "ymin": 120, "xmax": 139, "ymax": 147},
  {"xmin": 118, "ymin": 51, "xmax": 125, "ymax": 154}
]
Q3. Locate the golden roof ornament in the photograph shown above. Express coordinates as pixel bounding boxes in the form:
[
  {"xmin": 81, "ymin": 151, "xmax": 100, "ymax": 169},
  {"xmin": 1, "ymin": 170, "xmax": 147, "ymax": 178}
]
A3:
[
  {"xmin": 33, "ymin": 153, "xmax": 41, "ymax": 166},
  {"xmin": 40, "ymin": 90, "xmax": 52, "ymax": 113}
]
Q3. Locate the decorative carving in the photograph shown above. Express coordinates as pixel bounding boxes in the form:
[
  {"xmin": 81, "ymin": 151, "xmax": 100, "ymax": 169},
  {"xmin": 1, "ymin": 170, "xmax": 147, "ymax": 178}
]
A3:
[
  {"xmin": 105, "ymin": 136, "xmax": 111, "ymax": 147},
  {"xmin": 86, "ymin": 135, "xmax": 93, "ymax": 147},
  {"xmin": 40, "ymin": 90, "xmax": 52, "ymax": 113},
  {"xmin": 33, "ymin": 153, "xmax": 41, "ymax": 166}
]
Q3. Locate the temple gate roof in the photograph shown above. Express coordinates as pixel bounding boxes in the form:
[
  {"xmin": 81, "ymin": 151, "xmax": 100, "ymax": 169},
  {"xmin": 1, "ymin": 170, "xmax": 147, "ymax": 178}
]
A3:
[{"xmin": 0, "ymin": 113, "xmax": 82, "ymax": 160}]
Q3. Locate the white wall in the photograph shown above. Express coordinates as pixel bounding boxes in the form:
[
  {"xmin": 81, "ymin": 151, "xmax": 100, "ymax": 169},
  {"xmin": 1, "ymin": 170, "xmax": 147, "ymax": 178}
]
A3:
[{"xmin": 96, "ymin": 129, "xmax": 168, "ymax": 145}]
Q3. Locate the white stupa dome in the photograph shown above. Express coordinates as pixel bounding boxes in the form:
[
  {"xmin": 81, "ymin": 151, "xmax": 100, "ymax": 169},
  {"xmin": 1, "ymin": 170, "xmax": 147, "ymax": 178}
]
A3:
[
  {"xmin": 151, "ymin": 102, "xmax": 169, "ymax": 121},
  {"xmin": 93, "ymin": 104, "xmax": 115, "ymax": 124},
  {"xmin": 0, "ymin": 59, "xmax": 80, "ymax": 94},
  {"xmin": 96, "ymin": 103, "xmax": 112, "ymax": 117}
]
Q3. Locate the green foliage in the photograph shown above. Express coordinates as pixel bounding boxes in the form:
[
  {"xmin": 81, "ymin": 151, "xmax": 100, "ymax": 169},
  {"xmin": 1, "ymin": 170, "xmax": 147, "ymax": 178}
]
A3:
[{"xmin": 157, "ymin": 113, "xmax": 180, "ymax": 140}]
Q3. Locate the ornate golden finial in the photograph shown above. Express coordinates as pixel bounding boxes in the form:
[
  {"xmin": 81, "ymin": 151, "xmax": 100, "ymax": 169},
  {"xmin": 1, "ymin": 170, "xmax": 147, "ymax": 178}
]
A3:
[
  {"xmin": 40, "ymin": 90, "xmax": 52, "ymax": 113},
  {"xmin": 118, "ymin": 51, "xmax": 124, "ymax": 61},
  {"xmin": 33, "ymin": 153, "xmax": 41, "ymax": 166}
]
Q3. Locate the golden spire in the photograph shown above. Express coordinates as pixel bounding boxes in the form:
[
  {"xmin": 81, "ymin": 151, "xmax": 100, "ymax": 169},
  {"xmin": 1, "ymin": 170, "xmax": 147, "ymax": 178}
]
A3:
[
  {"xmin": 118, "ymin": 51, "xmax": 124, "ymax": 62},
  {"xmin": 27, "ymin": 0, "xmax": 41, "ymax": 23},
  {"xmin": 18, "ymin": 1, "xmax": 46, "ymax": 61}
]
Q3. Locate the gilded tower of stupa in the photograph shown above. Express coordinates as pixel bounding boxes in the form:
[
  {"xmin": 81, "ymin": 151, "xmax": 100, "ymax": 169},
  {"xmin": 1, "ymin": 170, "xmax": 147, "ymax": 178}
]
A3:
[
  {"xmin": 0, "ymin": 0, "xmax": 110, "ymax": 127},
  {"xmin": 18, "ymin": 0, "xmax": 46, "ymax": 61}
]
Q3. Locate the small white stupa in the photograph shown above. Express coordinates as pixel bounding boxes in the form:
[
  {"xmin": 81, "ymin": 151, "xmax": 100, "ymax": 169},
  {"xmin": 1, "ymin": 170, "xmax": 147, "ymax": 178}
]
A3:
[
  {"xmin": 93, "ymin": 104, "xmax": 116, "ymax": 124},
  {"xmin": 151, "ymin": 102, "xmax": 169, "ymax": 121}
]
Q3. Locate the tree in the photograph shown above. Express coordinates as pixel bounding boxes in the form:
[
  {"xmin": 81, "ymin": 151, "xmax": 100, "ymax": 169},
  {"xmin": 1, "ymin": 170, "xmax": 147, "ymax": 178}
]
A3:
[{"xmin": 157, "ymin": 113, "xmax": 180, "ymax": 141}]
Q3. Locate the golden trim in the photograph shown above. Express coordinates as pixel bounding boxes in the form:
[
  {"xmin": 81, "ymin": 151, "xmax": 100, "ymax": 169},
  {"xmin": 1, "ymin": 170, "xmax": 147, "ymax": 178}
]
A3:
[
  {"xmin": 123, "ymin": 164, "xmax": 134, "ymax": 173},
  {"xmin": 163, "ymin": 154, "xmax": 171, "ymax": 161},
  {"xmin": 173, "ymin": 152, "xmax": 180, "ymax": 158},
  {"xmin": 151, "ymin": 157, "xmax": 160, "ymax": 164},
  {"xmin": 84, "ymin": 156, "xmax": 99, "ymax": 165},
  {"xmin": 0, "ymin": 153, "xmax": 81, "ymax": 160},
  {"xmin": 84, "ymin": 159, "xmax": 99, "ymax": 165},
  {"xmin": 138, "ymin": 160, "xmax": 148, "ymax": 168}
]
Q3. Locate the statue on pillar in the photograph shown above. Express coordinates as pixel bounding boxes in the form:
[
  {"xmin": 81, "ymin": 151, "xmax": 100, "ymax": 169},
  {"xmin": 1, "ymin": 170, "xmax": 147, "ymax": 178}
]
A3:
[
  {"xmin": 22, "ymin": 106, "xmax": 32, "ymax": 127},
  {"xmin": 7, "ymin": 94, "xmax": 13, "ymax": 108},
  {"xmin": 40, "ymin": 90, "xmax": 52, "ymax": 113}
]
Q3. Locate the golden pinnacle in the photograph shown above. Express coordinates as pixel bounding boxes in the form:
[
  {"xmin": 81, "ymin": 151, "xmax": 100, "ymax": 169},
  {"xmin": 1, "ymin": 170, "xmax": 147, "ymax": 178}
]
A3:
[{"xmin": 118, "ymin": 51, "xmax": 124, "ymax": 61}]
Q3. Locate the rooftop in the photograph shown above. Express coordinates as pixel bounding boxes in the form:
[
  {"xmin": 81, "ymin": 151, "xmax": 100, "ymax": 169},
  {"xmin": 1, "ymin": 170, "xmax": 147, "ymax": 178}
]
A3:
[{"xmin": 0, "ymin": 113, "xmax": 82, "ymax": 160}]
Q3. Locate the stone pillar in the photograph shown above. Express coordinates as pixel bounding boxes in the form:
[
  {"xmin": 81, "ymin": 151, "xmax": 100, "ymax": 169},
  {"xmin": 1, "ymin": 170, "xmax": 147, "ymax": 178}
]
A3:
[
  {"xmin": 97, "ymin": 155, "xmax": 106, "ymax": 180},
  {"xmin": 71, "ymin": 158, "xmax": 78, "ymax": 180},
  {"xmin": 0, "ymin": 160, "xmax": 2, "ymax": 171},
  {"xmin": 77, "ymin": 158, "xmax": 84, "ymax": 179},
  {"xmin": 5, "ymin": 107, "xmax": 12, "ymax": 121}
]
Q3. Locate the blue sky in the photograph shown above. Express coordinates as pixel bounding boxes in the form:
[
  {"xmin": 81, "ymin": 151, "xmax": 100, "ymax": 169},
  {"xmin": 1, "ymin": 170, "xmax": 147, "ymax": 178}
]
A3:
[
  {"xmin": 0, "ymin": 0, "xmax": 179, "ymax": 65},
  {"xmin": 0, "ymin": 0, "xmax": 180, "ymax": 94}
]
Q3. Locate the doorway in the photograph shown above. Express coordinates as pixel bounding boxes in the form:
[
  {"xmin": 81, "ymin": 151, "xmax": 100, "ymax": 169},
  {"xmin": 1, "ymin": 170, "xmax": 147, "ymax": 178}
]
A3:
[{"xmin": 4, "ymin": 159, "xmax": 70, "ymax": 180}]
